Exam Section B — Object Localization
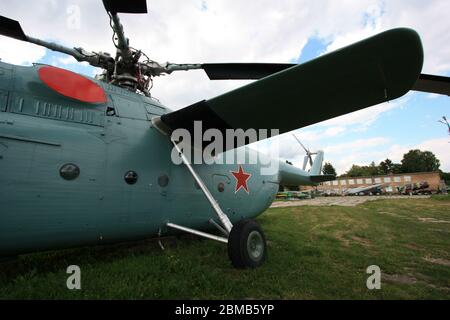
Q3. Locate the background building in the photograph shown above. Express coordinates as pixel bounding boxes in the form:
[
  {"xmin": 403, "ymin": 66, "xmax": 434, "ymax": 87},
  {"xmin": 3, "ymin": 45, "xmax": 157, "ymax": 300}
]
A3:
[{"xmin": 301, "ymin": 172, "xmax": 444, "ymax": 195}]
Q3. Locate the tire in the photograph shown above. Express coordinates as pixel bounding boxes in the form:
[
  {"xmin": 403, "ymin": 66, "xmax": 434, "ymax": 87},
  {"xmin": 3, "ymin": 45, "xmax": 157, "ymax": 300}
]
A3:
[{"xmin": 227, "ymin": 219, "xmax": 267, "ymax": 269}]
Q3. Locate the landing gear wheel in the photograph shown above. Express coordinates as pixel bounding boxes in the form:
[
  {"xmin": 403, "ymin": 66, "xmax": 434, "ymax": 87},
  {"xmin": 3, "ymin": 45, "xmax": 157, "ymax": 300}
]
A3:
[{"xmin": 228, "ymin": 219, "xmax": 267, "ymax": 268}]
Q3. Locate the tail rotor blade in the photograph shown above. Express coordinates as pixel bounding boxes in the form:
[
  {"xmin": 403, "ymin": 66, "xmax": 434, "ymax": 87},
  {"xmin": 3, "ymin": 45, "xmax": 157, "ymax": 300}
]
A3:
[
  {"xmin": 302, "ymin": 156, "xmax": 309, "ymax": 171},
  {"xmin": 308, "ymin": 155, "xmax": 314, "ymax": 167}
]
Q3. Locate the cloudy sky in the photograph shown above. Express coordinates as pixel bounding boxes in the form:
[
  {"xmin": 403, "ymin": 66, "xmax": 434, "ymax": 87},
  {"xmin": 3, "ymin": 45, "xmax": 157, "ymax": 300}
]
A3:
[{"xmin": 1, "ymin": 0, "xmax": 449, "ymax": 174}]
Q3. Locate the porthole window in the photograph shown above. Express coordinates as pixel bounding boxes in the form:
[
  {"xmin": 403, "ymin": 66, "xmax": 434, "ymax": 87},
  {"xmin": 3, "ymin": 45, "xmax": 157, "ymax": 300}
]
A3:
[
  {"xmin": 124, "ymin": 170, "xmax": 138, "ymax": 185},
  {"xmin": 106, "ymin": 106, "xmax": 116, "ymax": 116},
  {"xmin": 60, "ymin": 163, "xmax": 80, "ymax": 181},
  {"xmin": 217, "ymin": 182, "xmax": 225, "ymax": 192},
  {"xmin": 158, "ymin": 174, "xmax": 169, "ymax": 187}
]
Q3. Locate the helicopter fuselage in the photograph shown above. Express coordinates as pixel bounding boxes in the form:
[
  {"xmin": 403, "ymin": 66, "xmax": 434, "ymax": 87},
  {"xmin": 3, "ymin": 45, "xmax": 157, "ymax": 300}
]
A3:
[{"xmin": 0, "ymin": 61, "xmax": 295, "ymax": 257}]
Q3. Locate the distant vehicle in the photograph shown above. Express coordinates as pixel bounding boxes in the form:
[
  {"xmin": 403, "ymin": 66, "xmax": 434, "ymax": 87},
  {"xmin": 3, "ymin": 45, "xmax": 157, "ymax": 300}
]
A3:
[
  {"xmin": 276, "ymin": 191, "xmax": 311, "ymax": 200},
  {"xmin": 321, "ymin": 190, "xmax": 342, "ymax": 197},
  {"xmin": 345, "ymin": 184, "xmax": 383, "ymax": 196},
  {"xmin": 398, "ymin": 181, "xmax": 433, "ymax": 195}
]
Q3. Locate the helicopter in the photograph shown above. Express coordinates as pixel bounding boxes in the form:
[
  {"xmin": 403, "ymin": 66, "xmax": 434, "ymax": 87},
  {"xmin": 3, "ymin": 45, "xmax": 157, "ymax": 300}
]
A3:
[{"xmin": 0, "ymin": 0, "xmax": 449, "ymax": 268}]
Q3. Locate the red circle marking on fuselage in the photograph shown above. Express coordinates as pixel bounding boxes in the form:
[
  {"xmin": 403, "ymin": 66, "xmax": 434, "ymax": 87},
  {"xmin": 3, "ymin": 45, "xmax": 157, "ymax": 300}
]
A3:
[{"xmin": 38, "ymin": 66, "xmax": 107, "ymax": 104}]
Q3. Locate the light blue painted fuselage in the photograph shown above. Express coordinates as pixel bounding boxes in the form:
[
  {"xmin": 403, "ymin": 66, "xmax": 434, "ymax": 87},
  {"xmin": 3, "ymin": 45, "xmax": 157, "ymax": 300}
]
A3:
[{"xmin": 0, "ymin": 62, "xmax": 316, "ymax": 257}]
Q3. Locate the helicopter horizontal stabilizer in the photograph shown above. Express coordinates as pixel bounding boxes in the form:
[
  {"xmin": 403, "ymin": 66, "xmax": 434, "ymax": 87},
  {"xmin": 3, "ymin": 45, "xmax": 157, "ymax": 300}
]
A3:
[
  {"xmin": 277, "ymin": 161, "xmax": 335, "ymax": 186},
  {"xmin": 103, "ymin": 0, "xmax": 148, "ymax": 14},
  {"xmin": 159, "ymin": 28, "xmax": 424, "ymax": 150},
  {"xmin": 0, "ymin": 16, "xmax": 27, "ymax": 41}
]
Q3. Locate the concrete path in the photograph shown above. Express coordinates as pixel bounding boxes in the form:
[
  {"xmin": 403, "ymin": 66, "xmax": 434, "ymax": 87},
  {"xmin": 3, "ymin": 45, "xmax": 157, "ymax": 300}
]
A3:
[{"xmin": 270, "ymin": 195, "xmax": 431, "ymax": 208}]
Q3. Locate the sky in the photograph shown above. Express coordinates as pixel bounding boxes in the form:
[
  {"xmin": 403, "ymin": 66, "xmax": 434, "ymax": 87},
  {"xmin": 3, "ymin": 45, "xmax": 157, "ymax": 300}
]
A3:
[{"xmin": 0, "ymin": 0, "xmax": 449, "ymax": 174}]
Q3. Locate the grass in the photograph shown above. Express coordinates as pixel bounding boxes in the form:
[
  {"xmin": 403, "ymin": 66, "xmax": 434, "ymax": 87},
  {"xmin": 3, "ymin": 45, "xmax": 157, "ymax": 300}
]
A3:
[{"xmin": 1, "ymin": 196, "xmax": 449, "ymax": 299}]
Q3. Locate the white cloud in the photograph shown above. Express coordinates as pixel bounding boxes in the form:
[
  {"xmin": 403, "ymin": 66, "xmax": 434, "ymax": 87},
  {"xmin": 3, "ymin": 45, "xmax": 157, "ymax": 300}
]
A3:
[
  {"xmin": 0, "ymin": 36, "xmax": 46, "ymax": 65},
  {"xmin": 416, "ymin": 137, "xmax": 450, "ymax": 171},
  {"xmin": 317, "ymin": 96, "xmax": 410, "ymax": 130},
  {"xmin": 56, "ymin": 56, "xmax": 77, "ymax": 65},
  {"xmin": 323, "ymin": 126, "xmax": 346, "ymax": 137},
  {"xmin": 324, "ymin": 137, "xmax": 389, "ymax": 155}
]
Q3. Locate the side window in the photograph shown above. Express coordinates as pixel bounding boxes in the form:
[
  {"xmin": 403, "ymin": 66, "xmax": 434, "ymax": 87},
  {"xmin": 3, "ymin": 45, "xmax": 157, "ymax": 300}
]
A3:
[{"xmin": 106, "ymin": 106, "xmax": 116, "ymax": 116}]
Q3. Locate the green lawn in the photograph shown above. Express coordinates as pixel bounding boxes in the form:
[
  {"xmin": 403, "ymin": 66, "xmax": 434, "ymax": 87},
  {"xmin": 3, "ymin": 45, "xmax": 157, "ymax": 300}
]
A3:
[{"xmin": 1, "ymin": 196, "xmax": 449, "ymax": 299}]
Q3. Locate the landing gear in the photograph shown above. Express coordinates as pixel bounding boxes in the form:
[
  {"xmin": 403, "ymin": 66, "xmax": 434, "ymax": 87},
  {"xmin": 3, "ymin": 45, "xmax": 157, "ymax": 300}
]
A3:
[
  {"xmin": 167, "ymin": 139, "xmax": 268, "ymax": 269},
  {"xmin": 228, "ymin": 219, "xmax": 267, "ymax": 268}
]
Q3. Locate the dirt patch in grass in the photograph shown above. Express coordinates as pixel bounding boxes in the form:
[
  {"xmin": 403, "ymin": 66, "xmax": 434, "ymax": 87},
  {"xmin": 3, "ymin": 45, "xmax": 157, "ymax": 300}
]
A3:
[
  {"xmin": 418, "ymin": 218, "xmax": 450, "ymax": 224},
  {"xmin": 404, "ymin": 243, "xmax": 423, "ymax": 251},
  {"xmin": 333, "ymin": 233, "xmax": 372, "ymax": 247},
  {"xmin": 423, "ymin": 257, "xmax": 450, "ymax": 267},
  {"xmin": 350, "ymin": 236, "xmax": 372, "ymax": 247},
  {"xmin": 378, "ymin": 211, "xmax": 403, "ymax": 218},
  {"xmin": 382, "ymin": 273, "xmax": 418, "ymax": 284},
  {"xmin": 334, "ymin": 231, "xmax": 350, "ymax": 247}
]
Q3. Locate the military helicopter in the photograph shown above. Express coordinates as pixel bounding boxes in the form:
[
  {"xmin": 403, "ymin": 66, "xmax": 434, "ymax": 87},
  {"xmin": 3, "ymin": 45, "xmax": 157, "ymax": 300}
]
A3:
[{"xmin": 0, "ymin": 0, "xmax": 449, "ymax": 268}]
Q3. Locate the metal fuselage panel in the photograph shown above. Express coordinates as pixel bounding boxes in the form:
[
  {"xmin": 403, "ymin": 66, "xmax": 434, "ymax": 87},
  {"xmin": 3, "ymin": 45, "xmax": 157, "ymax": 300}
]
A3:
[{"xmin": 0, "ymin": 62, "xmax": 279, "ymax": 256}]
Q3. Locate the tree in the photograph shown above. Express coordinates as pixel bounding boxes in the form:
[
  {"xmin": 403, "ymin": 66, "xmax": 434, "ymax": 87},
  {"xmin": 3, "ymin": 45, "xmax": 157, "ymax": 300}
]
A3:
[
  {"xmin": 343, "ymin": 165, "xmax": 371, "ymax": 177},
  {"xmin": 392, "ymin": 163, "xmax": 403, "ymax": 174},
  {"xmin": 440, "ymin": 171, "xmax": 450, "ymax": 184},
  {"xmin": 322, "ymin": 162, "xmax": 337, "ymax": 176},
  {"xmin": 401, "ymin": 149, "xmax": 440, "ymax": 173},
  {"xmin": 368, "ymin": 161, "xmax": 380, "ymax": 176},
  {"xmin": 379, "ymin": 159, "xmax": 394, "ymax": 174}
]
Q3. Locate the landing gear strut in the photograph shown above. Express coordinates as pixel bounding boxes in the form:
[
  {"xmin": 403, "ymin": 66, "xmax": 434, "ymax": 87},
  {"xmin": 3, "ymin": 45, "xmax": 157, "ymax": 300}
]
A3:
[{"xmin": 166, "ymin": 139, "xmax": 268, "ymax": 269}]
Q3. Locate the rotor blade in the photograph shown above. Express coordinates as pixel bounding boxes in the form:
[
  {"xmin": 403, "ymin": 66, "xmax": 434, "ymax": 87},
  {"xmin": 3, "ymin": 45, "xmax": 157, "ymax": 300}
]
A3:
[
  {"xmin": 157, "ymin": 28, "xmax": 424, "ymax": 152},
  {"xmin": 0, "ymin": 15, "xmax": 113, "ymax": 70},
  {"xmin": 308, "ymin": 155, "xmax": 314, "ymax": 167},
  {"xmin": 202, "ymin": 63, "xmax": 295, "ymax": 80},
  {"xmin": 412, "ymin": 73, "xmax": 450, "ymax": 96},
  {"xmin": 103, "ymin": 0, "xmax": 148, "ymax": 14},
  {"xmin": 292, "ymin": 134, "xmax": 309, "ymax": 154},
  {"xmin": 302, "ymin": 156, "xmax": 309, "ymax": 171},
  {"xmin": 0, "ymin": 16, "xmax": 27, "ymax": 41}
]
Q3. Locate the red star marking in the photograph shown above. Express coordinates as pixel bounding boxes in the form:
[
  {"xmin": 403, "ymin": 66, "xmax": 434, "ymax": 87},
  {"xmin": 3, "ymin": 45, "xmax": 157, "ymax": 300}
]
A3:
[{"xmin": 230, "ymin": 165, "xmax": 252, "ymax": 194}]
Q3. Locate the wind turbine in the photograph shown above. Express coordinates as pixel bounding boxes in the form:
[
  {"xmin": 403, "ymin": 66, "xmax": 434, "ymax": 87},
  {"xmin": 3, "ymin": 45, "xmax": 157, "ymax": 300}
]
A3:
[
  {"xmin": 438, "ymin": 116, "xmax": 450, "ymax": 136},
  {"xmin": 292, "ymin": 134, "xmax": 317, "ymax": 172}
]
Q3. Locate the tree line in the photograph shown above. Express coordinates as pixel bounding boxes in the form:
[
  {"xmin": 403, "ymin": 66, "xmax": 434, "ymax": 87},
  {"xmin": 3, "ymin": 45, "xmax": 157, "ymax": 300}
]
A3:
[{"xmin": 322, "ymin": 149, "xmax": 444, "ymax": 178}]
